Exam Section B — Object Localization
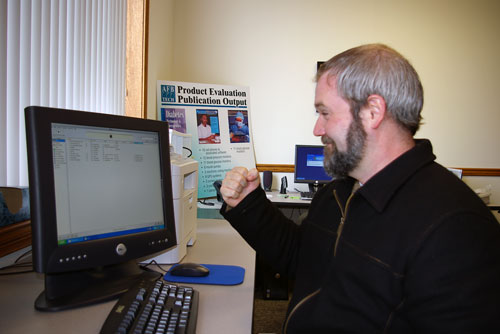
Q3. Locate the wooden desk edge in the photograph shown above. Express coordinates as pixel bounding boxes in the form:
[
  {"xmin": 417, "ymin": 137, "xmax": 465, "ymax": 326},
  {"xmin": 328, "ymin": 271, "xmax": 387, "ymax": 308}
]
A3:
[{"xmin": 0, "ymin": 220, "xmax": 31, "ymax": 258}]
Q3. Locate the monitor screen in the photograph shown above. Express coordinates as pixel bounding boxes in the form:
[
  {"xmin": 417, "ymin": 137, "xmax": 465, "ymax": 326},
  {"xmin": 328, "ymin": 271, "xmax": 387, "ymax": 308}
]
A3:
[
  {"xmin": 25, "ymin": 106, "xmax": 177, "ymax": 311},
  {"xmin": 51, "ymin": 123, "xmax": 165, "ymax": 246},
  {"xmin": 294, "ymin": 145, "xmax": 332, "ymax": 187}
]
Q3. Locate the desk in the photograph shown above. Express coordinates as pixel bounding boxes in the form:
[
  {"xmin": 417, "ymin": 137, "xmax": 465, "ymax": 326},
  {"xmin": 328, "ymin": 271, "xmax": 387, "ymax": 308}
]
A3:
[
  {"xmin": 488, "ymin": 204, "xmax": 500, "ymax": 212},
  {"xmin": 266, "ymin": 190, "xmax": 311, "ymax": 208},
  {"xmin": 0, "ymin": 219, "xmax": 255, "ymax": 334}
]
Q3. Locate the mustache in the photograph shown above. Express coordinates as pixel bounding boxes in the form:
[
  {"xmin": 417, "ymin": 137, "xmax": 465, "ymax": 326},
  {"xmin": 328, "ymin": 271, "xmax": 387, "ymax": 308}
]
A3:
[{"xmin": 321, "ymin": 136, "xmax": 334, "ymax": 145}]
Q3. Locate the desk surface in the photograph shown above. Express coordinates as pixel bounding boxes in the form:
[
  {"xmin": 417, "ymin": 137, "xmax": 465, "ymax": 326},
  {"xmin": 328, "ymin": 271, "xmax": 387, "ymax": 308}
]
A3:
[
  {"xmin": 266, "ymin": 190, "xmax": 311, "ymax": 207},
  {"xmin": 0, "ymin": 219, "xmax": 255, "ymax": 334}
]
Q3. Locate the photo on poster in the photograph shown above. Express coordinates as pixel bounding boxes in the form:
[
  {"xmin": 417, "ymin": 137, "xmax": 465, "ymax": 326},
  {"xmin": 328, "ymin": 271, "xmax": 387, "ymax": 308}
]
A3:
[
  {"xmin": 196, "ymin": 109, "xmax": 221, "ymax": 144},
  {"xmin": 160, "ymin": 107, "xmax": 187, "ymax": 133},
  {"xmin": 228, "ymin": 110, "xmax": 250, "ymax": 143}
]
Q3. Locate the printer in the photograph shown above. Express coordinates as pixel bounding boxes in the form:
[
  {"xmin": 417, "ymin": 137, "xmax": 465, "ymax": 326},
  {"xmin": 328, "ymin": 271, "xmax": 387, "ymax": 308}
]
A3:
[{"xmin": 146, "ymin": 130, "xmax": 198, "ymax": 264}]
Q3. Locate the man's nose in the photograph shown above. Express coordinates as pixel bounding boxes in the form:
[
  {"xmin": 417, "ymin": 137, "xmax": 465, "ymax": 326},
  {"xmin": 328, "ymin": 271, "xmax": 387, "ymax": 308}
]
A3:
[{"xmin": 313, "ymin": 118, "xmax": 324, "ymax": 137}]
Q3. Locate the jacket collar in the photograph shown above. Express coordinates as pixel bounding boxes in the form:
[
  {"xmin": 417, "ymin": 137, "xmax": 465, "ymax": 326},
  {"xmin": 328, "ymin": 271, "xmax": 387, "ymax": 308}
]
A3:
[{"xmin": 355, "ymin": 139, "xmax": 436, "ymax": 213}]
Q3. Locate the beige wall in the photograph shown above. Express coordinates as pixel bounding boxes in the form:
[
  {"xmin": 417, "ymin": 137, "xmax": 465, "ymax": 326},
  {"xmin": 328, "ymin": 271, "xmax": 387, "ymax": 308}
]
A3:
[
  {"xmin": 148, "ymin": 0, "xmax": 500, "ymax": 202},
  {"xmin": 146, "ymin": 0, "xmax": 175, "ymax": 121}
]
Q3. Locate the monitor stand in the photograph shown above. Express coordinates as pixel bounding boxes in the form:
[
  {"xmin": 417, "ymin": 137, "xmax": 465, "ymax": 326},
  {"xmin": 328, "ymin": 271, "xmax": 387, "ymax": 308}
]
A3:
[
  {"xmin": 308, "ymin": 182, "xmax": 323, "ymax": 193},
  {"xmin": 35, "ymin": 260, "xmax": 161, "ymax": 312}
]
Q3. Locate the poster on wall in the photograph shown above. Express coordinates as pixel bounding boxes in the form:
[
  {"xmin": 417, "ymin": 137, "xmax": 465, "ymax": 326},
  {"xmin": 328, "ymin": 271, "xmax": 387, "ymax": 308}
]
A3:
[{"xmin": 157, "ymin": 80, "xmax": 256, "ymax": 198}]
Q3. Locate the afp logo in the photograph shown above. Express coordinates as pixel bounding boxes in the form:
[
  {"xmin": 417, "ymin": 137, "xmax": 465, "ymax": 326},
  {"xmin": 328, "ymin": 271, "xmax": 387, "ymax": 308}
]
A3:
[{"xmin": 161, "ymin": 85, "xmax": 176, "ymax": 103}]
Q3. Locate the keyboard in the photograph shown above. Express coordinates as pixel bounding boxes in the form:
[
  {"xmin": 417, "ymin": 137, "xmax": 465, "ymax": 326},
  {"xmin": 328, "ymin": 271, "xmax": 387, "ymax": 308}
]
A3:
[
  {"xmin": 100, "ymin": 278, "xmax": 199, "ymax": 334},
  {"xmin": 300, "ymin": 191, "xmax": 315, "ymax": 200}
]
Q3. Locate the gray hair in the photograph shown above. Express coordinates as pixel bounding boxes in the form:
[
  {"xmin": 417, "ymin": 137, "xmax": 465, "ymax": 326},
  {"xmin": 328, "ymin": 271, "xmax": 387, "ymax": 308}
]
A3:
[{"xmin": 316, "ymin": 44, "xmax": 423, "ymax": 135}]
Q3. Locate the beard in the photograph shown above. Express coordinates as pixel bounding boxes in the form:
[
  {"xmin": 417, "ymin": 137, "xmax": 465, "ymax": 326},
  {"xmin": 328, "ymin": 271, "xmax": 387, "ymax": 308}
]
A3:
[{"xmin": 323, "ymin": 117, "xmax": 367, "ymax": 178}]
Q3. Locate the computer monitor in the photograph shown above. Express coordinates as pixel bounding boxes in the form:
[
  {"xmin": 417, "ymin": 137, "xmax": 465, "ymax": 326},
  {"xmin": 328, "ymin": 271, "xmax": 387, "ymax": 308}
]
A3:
[
  {"xmin": 294, "ymin": 144, "xmax": 332, "ymax": 192},
  {"xmin": 25, "ymin": 106, "xmax": 177, "ymax": 311}
]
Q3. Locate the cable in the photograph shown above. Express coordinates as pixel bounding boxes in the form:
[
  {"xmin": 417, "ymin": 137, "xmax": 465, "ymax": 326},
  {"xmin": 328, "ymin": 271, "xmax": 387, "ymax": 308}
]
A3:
[
  {"xmin": 14, "ymin": 248, "xmax": 32, "ymax": 264},
  {"xmin": 140, "ymin": 259, "xmax": 171, "ymax": 274},
  {"xmin": 182, "ymin": 146, "xmax": 193, "ymax": 157},
  {"xmin": 0, "ymin": 249, "xmax": 34, "ymax": 275}
]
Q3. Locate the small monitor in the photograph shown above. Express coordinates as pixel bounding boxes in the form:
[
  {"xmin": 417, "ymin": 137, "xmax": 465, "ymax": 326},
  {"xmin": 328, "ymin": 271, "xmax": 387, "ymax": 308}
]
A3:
[
  {"xmin": 294, "ymin": 145, "xmax": 332, "ymax": 192},
  {"xmin": 25, "ymin": 106, "xmax": 177, "ymax": 311}
]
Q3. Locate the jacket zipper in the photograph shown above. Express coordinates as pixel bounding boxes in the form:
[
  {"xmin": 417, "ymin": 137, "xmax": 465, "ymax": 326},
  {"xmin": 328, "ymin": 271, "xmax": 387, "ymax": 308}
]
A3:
[
  {"xmin": 282, "ymin": 186, "xmax": 357, "ymax": 333},
  {"xmin": 333, "ymin": 189, "xmax": 354, "ymax": 257},
  {"xmin": 283, "ymin": 289, "xmax": 321, "ymax": 333},
  {"xmin": 334, "ymin": 216, "xmax": 345, "ymax": 257}
]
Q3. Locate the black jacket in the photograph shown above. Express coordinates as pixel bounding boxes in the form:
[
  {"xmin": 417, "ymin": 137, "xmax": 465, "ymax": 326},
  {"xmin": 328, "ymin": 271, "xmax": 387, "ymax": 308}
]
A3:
[{"xmin": 222, "ymin": 140, "xmax": 500, "ymax": 333}]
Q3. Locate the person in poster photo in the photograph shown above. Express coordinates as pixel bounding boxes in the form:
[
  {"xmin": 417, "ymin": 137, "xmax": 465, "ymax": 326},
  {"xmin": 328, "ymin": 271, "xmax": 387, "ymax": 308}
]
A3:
[
  {"xmin": 197, "ymin": 113, "xmax": 215, "ymax": 143},
  {"xmin": 229, "ymin": 111, "xmax": 250, "ymax": 143},
  {"xmin": 197, "ymin": 110, "xmax": 221, "ymax": 144}
]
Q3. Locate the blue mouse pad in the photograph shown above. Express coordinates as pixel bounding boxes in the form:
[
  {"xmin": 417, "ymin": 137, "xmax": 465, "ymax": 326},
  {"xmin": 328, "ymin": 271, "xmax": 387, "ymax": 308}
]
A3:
[{"xmin": 164, "ymin": 264, "xmax": 245, "ymax": 285}]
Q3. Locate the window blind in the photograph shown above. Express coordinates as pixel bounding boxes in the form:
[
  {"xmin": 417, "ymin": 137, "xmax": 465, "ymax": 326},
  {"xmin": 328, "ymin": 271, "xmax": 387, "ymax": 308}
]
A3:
[{"xmin": 0, "ymin": 0, "xmax": 127, "ymax": 187}]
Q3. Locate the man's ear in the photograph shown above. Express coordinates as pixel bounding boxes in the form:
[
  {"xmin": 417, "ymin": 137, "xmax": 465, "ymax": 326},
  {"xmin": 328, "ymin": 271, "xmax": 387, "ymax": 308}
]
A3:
[{"xmin": 361, "ymin": 94, "xmax": 386, "ymax": 129}]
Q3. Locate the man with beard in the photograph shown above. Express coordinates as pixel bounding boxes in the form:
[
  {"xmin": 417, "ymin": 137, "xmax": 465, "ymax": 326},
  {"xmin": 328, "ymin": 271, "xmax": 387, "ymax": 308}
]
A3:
[{"xmin": 219, "ymin": 44, "xmax": 500, "ymax": 333}]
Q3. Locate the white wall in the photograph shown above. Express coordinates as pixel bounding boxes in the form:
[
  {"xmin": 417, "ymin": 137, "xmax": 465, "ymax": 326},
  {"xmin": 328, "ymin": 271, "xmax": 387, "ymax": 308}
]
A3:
[{"xmin": 148, "ymin": 0, "xmax": 500, "ymax": 202}]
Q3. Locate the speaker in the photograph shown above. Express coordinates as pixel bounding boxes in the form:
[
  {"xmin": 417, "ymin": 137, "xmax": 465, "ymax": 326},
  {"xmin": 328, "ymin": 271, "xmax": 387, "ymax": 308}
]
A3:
[
  {"xmin": 280, "ymin": 176, "xmax": 288, "ymax": 194},
  {"xmin": 213, "ymin": 180, "xmax": 223, "ymax": 202},
  {"xmin": 263, "ymin": 171, "xmax": 272, "ymax": 191}
]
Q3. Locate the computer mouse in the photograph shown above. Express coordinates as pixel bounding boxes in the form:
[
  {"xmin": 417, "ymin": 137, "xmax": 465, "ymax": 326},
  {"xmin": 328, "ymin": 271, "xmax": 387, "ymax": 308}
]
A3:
[{"xmin": 169, "ymin": 262, "xmax": 210, "ymax": 277}]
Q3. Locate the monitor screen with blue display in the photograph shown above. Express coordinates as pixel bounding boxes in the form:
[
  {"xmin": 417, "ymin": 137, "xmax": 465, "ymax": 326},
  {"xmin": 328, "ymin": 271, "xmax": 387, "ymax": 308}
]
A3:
[{"xmin": 294, "ymin": 145, "xmax": 332, "ymax": 190}]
